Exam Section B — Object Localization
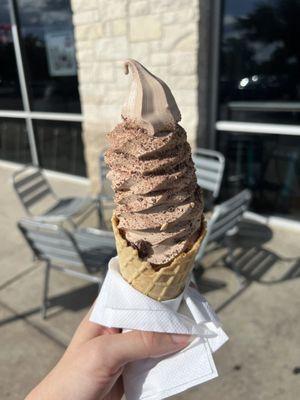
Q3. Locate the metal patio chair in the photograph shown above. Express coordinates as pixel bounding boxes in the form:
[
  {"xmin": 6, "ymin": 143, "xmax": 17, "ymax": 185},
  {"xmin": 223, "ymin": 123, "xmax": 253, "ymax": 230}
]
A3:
[
  {"xmin": 18, "ymin": 218, "xmax": 116, "ymax": 318},
  {"xmin": 194, "ymin": 189, "xmax": 252, "ymax": 286},
  {"xmin": 13, "ymin": 165, "xmax": 100, "ymax": 228},
  {"xmin": 192, "ymin": 148, "xmax": 225, "ymax": 210}
]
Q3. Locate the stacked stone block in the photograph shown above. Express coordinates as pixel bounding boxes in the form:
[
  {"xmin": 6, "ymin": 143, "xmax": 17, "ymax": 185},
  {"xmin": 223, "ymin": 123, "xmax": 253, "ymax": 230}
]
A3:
[{"xmin": 71, "ymin": 0, "xmax": 200, "ymax": 192}]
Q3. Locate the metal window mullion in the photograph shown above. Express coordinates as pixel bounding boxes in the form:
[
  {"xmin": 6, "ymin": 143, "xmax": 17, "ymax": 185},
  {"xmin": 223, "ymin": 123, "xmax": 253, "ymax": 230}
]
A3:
[
  {"xmin": 8, "ymin": 0, "xmax": 39, "ymax": 165},
  {"xmin": 0, "ymin": 110, "xmax": 84, "ymax": 122},
  {"xmin": 206, "ymin": 0, "xmax": 222, "ymax": 149},
  {"xmin": 216, "ymin": 121, "xmax": 300, "ymax": 136},
  {"xmin": 227, "ymin": 101, "xmax": 300, "ymax": 112}
]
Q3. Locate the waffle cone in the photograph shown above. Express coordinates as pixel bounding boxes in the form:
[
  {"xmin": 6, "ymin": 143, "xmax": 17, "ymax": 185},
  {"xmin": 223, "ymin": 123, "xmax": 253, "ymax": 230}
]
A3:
[{"xmin": 112, "ymin": 213, "xmax": 206, "ymax": 301}]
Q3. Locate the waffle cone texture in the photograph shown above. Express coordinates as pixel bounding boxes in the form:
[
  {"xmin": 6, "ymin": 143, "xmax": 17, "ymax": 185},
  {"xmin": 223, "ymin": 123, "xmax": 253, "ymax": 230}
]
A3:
[{"xmin": 112, "ymin": 213, "xmax": 206, "ymax": 301}]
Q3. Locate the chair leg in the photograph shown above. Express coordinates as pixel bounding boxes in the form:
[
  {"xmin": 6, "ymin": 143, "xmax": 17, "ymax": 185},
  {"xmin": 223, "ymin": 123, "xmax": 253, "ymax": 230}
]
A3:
[
  {"xmin": 97, "ymin": 202, "xmax": 106, "ymax": 230},
  {"xmin": 72, "ymin": 203, "xmax": 99, "ymax": 229},
  {"xmin": 41, "ymin": 263, "xmax": 51, "ymax": 319}
]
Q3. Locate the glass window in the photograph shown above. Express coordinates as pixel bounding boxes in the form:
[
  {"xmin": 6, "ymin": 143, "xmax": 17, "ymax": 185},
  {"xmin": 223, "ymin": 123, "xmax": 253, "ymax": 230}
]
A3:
[
  {"xmin": 219, "ymin": 0, "xmax": 300, "ymax": 124},
  {"xmin": 34, "ymin": 120, "xmax": 86, "ymax": 176},
  {"xmin": 218, "ymin": 132, "xmax": 300, "ymax": 216},
  {"xmin": 0, "ymin": 0, "xmax": 23, "ymax": 110},
  {"xmin": 0, "ymin": 118, "xmax": 31, "ymax": 163},
  {"xmin": 16, "ymin": 0, "xmax": 81, "ymax": 113}
]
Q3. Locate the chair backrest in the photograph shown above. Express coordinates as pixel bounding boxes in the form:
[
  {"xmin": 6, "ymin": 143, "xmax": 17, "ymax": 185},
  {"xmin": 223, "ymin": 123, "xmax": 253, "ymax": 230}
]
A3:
[
  {"xmin": 18, "ymin": 218, "xmax": 84, "ymax": 268},
  {"xmin": 192, "ymin": 148, "xmax": 225, "ymax": 198},
  {"xmin": 12, "ymin": 165, "xmax": 56, "ymax": 216},
  {"xmin": 99, "ymin": 150, "xmax": 114, "ymax": 202},
  {"xmin": 99, "ymin": 150, "xmax": 108, "ymax": 183},
  {"xmin": 196, "ymin": 189, "xmax": 252, "ymax": 261}
]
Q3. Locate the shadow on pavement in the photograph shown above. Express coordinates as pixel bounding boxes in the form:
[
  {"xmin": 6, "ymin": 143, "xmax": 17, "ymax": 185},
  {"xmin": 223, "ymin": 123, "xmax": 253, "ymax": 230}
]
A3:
[
  {"xmin": 234, "ymin": 219, "xmax": 274, "ymax": 247},
  {"xmin": 195, "ymin": 219, "xmax": 299, "ymax": 312},
  {"xmin": 0, "ymin": 283, "xmax": 98, "ymax": 328},
  {"xmin": 228, "ymin": 247, "xmax": 300, "ymax": 284}
]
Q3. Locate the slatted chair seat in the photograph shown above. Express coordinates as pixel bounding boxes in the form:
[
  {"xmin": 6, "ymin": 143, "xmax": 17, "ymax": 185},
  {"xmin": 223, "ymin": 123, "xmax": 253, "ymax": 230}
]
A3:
[
  {"xmin": 18, "ymin": 218, "xmax": 116, "ymax": 318},
  {"xmin": 13, "ymin": 165, "xmax": 100, "ymax": 228},
  {"xmin": 196, "ymin": 189, "xmax": 252, "ymax": 262},
  {"xmin": 73, "ymin": 229, "xmax": 115, "ymax": 272},
  {"xmin": 39, "ymin": 197, "xmax": 97, "ymax": 222},
  {"xmin": 194, "ymin": 188, "xmax": 252, "ymax": 296}
]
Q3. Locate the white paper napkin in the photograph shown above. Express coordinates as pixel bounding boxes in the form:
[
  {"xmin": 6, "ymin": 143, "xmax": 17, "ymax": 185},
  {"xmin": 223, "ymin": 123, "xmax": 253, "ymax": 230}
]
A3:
[{"xmin": 90, "ymin": 257, "xmax": 228, "ymax": 400}]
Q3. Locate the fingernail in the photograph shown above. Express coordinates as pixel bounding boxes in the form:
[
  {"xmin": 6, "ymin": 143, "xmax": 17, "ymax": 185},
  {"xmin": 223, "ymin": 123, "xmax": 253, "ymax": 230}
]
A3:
[{"xmin": 171, "ymin": 334, "xmax": 193, "ymax": 346}]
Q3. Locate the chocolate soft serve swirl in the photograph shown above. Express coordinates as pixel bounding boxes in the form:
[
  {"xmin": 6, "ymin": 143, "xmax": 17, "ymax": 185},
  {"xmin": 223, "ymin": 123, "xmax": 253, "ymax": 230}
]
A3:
[
  {"xmin": 122, "ymin": 59, "xmax": 181, "ymax": 135},
  {"xmin": 106, "ymin": 59, "xmax": 204, "ymax": 265}
]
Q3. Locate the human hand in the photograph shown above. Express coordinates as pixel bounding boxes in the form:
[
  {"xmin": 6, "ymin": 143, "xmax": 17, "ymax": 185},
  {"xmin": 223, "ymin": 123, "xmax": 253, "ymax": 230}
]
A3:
[{"xmin": 26, "ymin": 306, "xmax": 192, "ymax": 400}]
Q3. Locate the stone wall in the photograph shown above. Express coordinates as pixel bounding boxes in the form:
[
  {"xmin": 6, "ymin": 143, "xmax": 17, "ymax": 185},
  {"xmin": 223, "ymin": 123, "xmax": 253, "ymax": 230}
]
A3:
[{"xmin": 71, "ymin": 0, "xmax": 200, "ymax": 192}]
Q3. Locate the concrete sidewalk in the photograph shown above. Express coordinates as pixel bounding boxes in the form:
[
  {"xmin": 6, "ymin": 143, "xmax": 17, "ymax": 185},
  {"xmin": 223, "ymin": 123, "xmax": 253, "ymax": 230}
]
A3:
[{"xmin": 0, "ymin": 163, "xmax": 299, "ymax": 400}]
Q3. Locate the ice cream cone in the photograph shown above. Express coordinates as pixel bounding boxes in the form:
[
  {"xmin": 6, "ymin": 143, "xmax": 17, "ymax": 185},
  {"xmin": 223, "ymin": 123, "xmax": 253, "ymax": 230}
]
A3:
[{"xmin": 112, "ymin": 213, "xmax": 206, "ymax": 301}]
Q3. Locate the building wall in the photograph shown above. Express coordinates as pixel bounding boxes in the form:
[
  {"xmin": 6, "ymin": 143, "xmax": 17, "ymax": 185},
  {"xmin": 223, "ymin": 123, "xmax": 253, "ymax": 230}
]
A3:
[{"xmin": 71, "ymin": 0, "xmax": 200, "ymax": 192}]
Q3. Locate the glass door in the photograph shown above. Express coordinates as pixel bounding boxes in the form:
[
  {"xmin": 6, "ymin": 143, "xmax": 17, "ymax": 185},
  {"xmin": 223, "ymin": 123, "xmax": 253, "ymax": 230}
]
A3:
[
  {"xmin": 0, "ymin": 0, "xmax": 86, "ymax": 176},
  {"xmin": 216, "ymin": 0, "xmax": 300, "ymax": 217}
]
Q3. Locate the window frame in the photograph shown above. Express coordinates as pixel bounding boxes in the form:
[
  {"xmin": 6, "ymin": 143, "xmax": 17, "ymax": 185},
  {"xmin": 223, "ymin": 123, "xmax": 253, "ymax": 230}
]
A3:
[
  {"xmin": 0, "ymin": 0, "xmax": 83, "ymax": 170},
  {"xmin": 209, "ymin": 0, "xmax": 300, "ymax": 143}
]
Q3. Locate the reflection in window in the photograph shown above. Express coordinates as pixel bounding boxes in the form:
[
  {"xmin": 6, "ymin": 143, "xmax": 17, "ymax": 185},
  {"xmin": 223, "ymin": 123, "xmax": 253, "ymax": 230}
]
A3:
[
  {"xmin": 0, "ymin": 0, "xmax": 23, "ymax": 110},
  {"xmin": 0, "ymin": 118, "xmax": 31, "ymax": 162},
  {"xmin": 218, "ymin": 132, "xmax": 300, "ymax": 215},
  {"xmin": 16, "ymin": 0, "xmax": 81, "ymax": 113},
  {"xmin": 219, "ymin": 0, "xmax": 300, "ymax": 124},
  {"xmin": 34, "ymin": 120, "xmax": 86, "ymax": 176}
]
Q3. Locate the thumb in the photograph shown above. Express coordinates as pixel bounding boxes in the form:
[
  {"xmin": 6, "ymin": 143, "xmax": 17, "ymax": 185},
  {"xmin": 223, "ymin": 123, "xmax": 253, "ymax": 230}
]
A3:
[{"xmin": 91, "ymin": 330, "xmax": 192, "ymax": 371}]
